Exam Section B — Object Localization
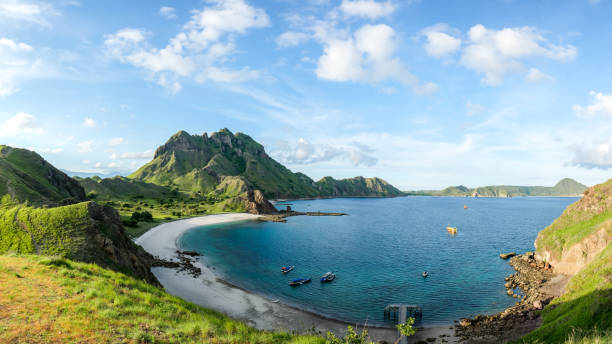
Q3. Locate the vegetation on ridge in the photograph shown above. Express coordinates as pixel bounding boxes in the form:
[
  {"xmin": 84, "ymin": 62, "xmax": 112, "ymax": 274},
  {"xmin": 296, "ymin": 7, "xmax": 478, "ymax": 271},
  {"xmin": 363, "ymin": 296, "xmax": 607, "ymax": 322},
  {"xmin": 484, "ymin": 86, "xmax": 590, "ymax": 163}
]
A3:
[
  {"xmin": 0, "ymin": 255, "xmax": 323, "ymax": 344},
  {"xmin": 407, "ymin": 178, "xmax": 587, "ymax": 197}
]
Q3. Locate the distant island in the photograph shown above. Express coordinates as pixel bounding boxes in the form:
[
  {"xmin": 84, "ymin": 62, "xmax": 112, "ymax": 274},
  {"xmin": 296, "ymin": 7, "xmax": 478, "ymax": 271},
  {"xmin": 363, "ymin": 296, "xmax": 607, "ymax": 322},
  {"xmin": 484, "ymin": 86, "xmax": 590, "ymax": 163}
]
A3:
[{"xmin": 406, "ymin": 178, "xmax": 587, "ymax": 197}]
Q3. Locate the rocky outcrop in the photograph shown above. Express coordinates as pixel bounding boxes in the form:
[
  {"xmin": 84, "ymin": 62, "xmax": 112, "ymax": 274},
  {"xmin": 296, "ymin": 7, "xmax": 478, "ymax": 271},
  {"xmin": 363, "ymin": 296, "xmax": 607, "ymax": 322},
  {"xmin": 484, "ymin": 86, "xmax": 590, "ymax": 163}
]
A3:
[{"xmin": 245, "ymin": 189, "xmax": 277, "ymax": 214}]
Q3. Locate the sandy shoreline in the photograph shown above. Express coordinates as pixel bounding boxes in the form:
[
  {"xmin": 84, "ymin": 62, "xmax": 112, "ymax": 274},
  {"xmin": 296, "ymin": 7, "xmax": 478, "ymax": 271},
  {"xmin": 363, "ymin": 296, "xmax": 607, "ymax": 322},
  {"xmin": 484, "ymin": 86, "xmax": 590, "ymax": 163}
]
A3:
[{"xmin": 136, "ymin": 214, "xmax": 458, "ymax": 343}]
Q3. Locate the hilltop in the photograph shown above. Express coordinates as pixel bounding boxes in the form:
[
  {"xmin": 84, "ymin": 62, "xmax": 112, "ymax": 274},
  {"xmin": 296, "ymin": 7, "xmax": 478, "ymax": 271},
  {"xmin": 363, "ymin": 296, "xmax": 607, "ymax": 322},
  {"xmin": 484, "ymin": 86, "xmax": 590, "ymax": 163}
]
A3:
[
  {"xmin": 0, "ymin": 145, "xmax": 85, "ymax": 205},
  {"xmin": 125, "ymin": 129, "xmax": 403, "ymax": 200},
  {"xmin": 408, "ymin": 178, "xmax": 587, "ymax": 197}
]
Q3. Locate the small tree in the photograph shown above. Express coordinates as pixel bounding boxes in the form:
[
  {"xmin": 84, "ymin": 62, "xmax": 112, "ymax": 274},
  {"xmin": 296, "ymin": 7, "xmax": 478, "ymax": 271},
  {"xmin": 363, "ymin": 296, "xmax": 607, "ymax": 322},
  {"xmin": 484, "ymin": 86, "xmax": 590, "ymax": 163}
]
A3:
[
  {"xmin": 326, "ymin": 326, "xmax": 373, "ymax": 344},
  {"xmin": 395, "ymin": 317, "xmax": 416, "ymax": 344}
]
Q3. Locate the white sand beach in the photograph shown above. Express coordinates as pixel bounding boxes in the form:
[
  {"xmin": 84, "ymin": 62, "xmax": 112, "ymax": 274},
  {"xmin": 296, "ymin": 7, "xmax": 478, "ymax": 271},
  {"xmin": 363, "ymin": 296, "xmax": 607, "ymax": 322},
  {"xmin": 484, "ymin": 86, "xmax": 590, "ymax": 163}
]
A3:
[{"xmin": 136, "ymin": 214, "xmax": 457, "ymax": 343}]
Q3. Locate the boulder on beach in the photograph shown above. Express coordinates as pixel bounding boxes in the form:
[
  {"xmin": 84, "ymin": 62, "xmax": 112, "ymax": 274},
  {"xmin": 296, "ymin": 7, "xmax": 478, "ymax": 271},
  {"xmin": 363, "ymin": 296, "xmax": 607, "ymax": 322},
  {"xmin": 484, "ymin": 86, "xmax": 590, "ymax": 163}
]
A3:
[
  {"xmin": 533, "ymin": 300, "xmax": 543, "ymax": 310},
  {"xmin": 500, "ymin": 252, "xmax": 517, "ymax": 259},
  {"xmin": 460, "ymin": 319, "xmax": 472, "ymax": 327}
]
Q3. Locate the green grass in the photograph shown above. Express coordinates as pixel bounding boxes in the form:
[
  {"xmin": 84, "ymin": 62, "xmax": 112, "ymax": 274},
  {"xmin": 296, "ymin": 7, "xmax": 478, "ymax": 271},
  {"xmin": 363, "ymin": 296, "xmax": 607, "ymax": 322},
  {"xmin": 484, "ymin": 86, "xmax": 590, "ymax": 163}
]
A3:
[
  {"xmin": 517, "ymin": 244, "xmax": 612, "ymax": 343},
  {"xmin": 536, "ymin": 179, "xmax": 612, "ymax": 257},
  {"xmin": 0, "ymin": 254, "xmax": 324, "ymax": 344}
]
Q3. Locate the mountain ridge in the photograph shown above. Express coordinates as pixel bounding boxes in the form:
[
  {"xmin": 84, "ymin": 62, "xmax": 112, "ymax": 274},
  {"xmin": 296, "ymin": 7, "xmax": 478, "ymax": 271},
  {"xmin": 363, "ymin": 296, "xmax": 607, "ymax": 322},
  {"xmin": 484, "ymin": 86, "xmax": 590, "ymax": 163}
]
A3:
[{"xmin": 407, "ymin": 178, "xmax": 587, "ymax": 197}]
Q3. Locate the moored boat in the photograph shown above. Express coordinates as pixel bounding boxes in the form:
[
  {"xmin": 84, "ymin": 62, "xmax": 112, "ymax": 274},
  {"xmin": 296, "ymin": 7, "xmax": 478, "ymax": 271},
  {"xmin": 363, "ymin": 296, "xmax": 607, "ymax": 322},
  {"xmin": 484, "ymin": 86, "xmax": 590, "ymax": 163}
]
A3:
[
  {"xmin": 281, "ymin": 265, "xmax": 295, "ymax": 274},
  {"xmin": 289, "ymin": 278, "xmax": 311, "ymax": 286},
  {"xmin": 422, "ymin": 271, "xmax": 429, "ymax": 278},
  {"xmin": 320, "ymin": 272, "xmax": 336, "ymax": 282},
  {"xmin": 447, "ymin": 226, "xmax": 457, "ymax": 234}
]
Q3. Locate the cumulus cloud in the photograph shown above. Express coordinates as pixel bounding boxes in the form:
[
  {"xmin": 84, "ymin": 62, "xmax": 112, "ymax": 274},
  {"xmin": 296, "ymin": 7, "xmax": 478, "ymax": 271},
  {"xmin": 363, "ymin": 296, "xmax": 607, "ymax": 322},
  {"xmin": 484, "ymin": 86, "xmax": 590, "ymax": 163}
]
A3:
[
  {"xmin": 159, "ymin": 6, "xmax": 176, "ymax": 19},
  {"xmin": 526, "ymin": 67, "xmax": 553, "ymax": 82},
  {"xmin": 273, "ymin": 138, "xmax": 378, "ymax": 167},
  {"xmin": 0, "ymin": 112, "xmax": 43, "ymax": 136},
  {"xmin": 338, "ymin": 0, "xmax": 396, "ymax": 19},
  {"xmin": 111, "ymin": 149, "xmax": 154, "ymax": 160},
  {"xmin": 105, "ymin": 0, "xmax": 269, "ymax": 93},
  {"xmin": 77, "ymin": 140, "xmax": 94, "ymax": 153},
  {"xmin": 82, "ymin": 117, "xmax": 96, "ymax": 128},
  {"xmin": 0, "ymin": 0, "xmax": 58, "ymax": 26},
  {"xmin": 460, "ymin": 24, "xmax": 576, "ymax": 85},
  {"xmin": 573, "ymin": 91, "xmax": 612, "ymax": 119},
  {"xmin": 569, "ymin": 138, "xmax": 612, "ymax": 169},
  {"xmin": 315, "ymin": 24, "xmax": 438, "ymax": 94},
  {"xmin": 419, "ymin": 24, "xmax": 461, "ymax": 58}
]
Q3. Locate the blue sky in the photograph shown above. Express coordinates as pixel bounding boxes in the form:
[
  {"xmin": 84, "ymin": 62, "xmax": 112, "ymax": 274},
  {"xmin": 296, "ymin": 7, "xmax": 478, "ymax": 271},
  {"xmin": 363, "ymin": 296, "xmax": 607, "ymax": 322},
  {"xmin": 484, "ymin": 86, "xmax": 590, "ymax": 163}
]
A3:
[{"xmin": 1, "ymin": 0, "xmax": 612, "ymax": 190}]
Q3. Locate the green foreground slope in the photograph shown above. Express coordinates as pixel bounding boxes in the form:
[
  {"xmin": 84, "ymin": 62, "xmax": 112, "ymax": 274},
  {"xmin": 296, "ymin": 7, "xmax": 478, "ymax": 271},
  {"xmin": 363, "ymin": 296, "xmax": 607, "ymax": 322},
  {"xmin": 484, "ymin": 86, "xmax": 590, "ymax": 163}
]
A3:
[
  {"xmin": 0, "ymin": 255, "xmax": 323, "ymax": 344},
  {"xmin": 517, "ymin": 180, "xmax": 612, "ymax": 342},
  {"xmin": 0, "ymin": 200, "xmax": 158, "ymax": 284}
]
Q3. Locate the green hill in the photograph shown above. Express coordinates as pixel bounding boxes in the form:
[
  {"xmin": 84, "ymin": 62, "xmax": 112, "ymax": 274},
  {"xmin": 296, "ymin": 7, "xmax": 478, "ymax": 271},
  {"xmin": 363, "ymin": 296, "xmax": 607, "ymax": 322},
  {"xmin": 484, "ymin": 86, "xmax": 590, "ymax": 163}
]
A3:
[
  {"xmin": 0, "ymin": 200, "xmax": 158, "ymax": 284},
  {"xmin": 0, "ymin": 255, "xmax": 323, "ymax": 344},
  {"xmin": 516, "ymin": 179, "xmax": 612, "ymax": 342},
  {"xmin": 0, "ymin": 145, "xmax": 86, "ymax": 204},
  {"xmin": 410, "ymin": 178, "xmax": 587, "ymax": 197},
  {"xmin": 315, "ymin": 176, "xmax": 403, "ymax": 197},
  {"xmin": 128, "ymin": 129, "xmax": 404, "ymax": 200},
  {"xmin": 76, "ymin": 176, "xmax": 176, "ymax": 201}
]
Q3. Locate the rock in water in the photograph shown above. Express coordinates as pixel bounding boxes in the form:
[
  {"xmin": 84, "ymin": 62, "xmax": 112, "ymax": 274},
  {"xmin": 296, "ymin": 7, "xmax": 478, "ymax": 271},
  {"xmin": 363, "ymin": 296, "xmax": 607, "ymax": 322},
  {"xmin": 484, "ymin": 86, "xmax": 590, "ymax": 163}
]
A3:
[{"xmin": 500, "ymin": 252, "xmax": 517, "ymax": 259}]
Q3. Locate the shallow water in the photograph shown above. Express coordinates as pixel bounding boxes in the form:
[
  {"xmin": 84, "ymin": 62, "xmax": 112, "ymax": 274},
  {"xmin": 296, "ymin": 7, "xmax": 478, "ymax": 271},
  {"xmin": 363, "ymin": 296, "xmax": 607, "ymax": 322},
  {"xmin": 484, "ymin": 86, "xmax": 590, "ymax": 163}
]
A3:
[{"xmin": 178, "ymin": 196, "xmax": 576, "ymax": 326}]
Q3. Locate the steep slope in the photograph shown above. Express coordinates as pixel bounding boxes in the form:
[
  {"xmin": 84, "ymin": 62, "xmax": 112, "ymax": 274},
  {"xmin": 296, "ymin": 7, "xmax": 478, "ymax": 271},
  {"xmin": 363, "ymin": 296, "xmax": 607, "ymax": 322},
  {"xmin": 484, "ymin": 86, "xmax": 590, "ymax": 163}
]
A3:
[
  {"xmin": 130, "ymin": 129, "xmax": 320, "ymax": 199},
  {"xmin": 315, "ymin": 176, "xmax": 404, "ymax": 197},
  {"xmin": 0, "ymin": 255, "xmax": 323, "ymax": 344},
  {"xmin": 535, "ymin": 179, "xmax": 612, "ymax": 274},
  {"xmin": 0, "ymin": 200, "xmax": 158, "ymax": 284},
  {"xmin": 0, "ymin": 145, "xmax": 86, "ymax": 204},
  {"xmin": 129, "ymin": 129, "xmax": 404, "ymax": 200},
  {"xmin": 516, "ymin": 179, "xmax": 612, "ymax": 342},
  {"xmin": 416, "ymin": 178, "xmax": 587, "ymax": 197}
]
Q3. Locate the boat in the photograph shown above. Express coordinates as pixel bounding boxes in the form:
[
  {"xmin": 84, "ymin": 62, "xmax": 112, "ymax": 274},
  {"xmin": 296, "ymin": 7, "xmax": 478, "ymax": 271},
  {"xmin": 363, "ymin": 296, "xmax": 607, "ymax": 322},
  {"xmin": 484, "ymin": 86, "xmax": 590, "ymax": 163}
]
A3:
[
  {"xmin": 447, "ymin": 226, "xmax": 457, "ymax": 234},
  {"xmin": 281, "ymin": 265, "xmax": 295, "ymax": 274},
  {"xmin": 289, "ymin": 278, "xmax": 311, "ymax": 286},
  {"xmin": 464, "ymin": 205, "xmax": 468, "ymax": 209},
  {"xmin": 422, "ymin": 271, "xmax": 429, "ymax": 278},
  {"xmin": 320, "ymin": 272, "xmax": 336, "ymax": 283}
]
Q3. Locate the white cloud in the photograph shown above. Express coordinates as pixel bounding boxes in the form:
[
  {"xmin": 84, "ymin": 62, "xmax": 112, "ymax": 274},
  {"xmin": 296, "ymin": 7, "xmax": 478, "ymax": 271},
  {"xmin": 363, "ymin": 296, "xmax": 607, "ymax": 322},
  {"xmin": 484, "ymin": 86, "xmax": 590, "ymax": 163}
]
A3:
[
  {"xmin": 36, "ymin": 147, "xmax": 62, "ymax": 153},
  {"xmin": 0, "ymin": 112, "xmax": 43, "ymax": 136},
  {"xmin": 466, "ymin": 101, "xmax": 484, "ymax": 116},
  {"xmin": 0, "ymin": 0, "xmax": 58, "ymax": 26},
  {"xmin": 159, "ymin": 6, "xmax": 176, "ymax": 19},
  {"xmin": 573, "ymin": 91, "xmax": 612, "ymax": 119},
  {"xmin": 525, "ymin": 67, "xmax": 553, "ymax": 82},
  {"xmin": 105, "ymin": 0, "xmax": 269, "ymax": 92},
  {"xmin": 111, "ymin": 149, "xmax": 154, "ymax": 160},
  {"xmin": 82, "ymin": 117, "xmax": 96, "ymax": 128},
  {"xmin": 315, "ymin": 24, "xmax": 437, "ymax": 94},
  {"xmin": 276, "ymin": 31, "xmax": 310, "ymax": 48},
  {"xmin": 569, "ymin": 138, "xmax": 612, "ymax": 169},
  {"xmin": 460, "ymin": 24, "xmax": 577, "ymax": 85},
  {"xmin": 0, "ymin": 37, "xmax": 44, "ymax": 96},
  {"xmin": 109, "ymin": 137, "xmax": 124, "ymax": 146},
  {"xmin": 339, "ymin": 0, "xmax": 396, "ymax": 19},
  {"xmin": 273, "ymin": 138, "xmax": 378, "ymax": 167},
  {"xmin": 57, "ymin": 135, "xmax": 73, "ymax": 146},
  {"xmin": 0, "ymin": 38, "xmax": 33, "ymax": 52},
  {"xmin": 77, "ymin": 140, "xmax": 94, "ymax": 153},
  {"xmin": 419, "ymin": 24, "xmax": 461, "ymax": 58}
]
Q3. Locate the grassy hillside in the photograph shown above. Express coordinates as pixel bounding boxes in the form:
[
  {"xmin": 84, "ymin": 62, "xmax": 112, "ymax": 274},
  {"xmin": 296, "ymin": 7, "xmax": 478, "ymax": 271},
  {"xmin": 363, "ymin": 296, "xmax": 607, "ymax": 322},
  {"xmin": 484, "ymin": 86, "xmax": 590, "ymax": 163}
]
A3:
[
  {"xmin": 0, "ymin": 200, "xmax": 157, "ymax": 283},
  {"xmin": 0, "ymin": 145, "xmax": 85, "ymax": 204},
  {"xmin": 0, "ymin": 255, "xmax": 323, "ymax": 344},
  {"xmin": 129, "ymin": 129, "xmax": 321, "ymax": 199},
  {"xmin": 535, "ymin": 179, "xmax": 612, "ymax": 257},
  {"xmin": 410, "ymin": 178, "xmax": 587, "ymax": 197},
  {"xmin": 128, "ymin": 129, "xmax": 404, "ymax": 200},
  {"xmin": 77, "ymin": 176, "xmax": 175, "ymax": 201},
  {"xmin": 516, "ymin": 179, "xmax": 612, "ymax": 342},
  {"xmin": 518, "ymin": 244, "xmax": 612, "ymax": 343}
]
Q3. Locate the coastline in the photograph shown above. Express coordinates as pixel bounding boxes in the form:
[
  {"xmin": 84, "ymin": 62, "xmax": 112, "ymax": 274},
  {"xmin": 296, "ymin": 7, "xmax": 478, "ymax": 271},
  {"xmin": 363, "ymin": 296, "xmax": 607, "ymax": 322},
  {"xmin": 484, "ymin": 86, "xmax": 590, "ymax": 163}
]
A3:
[{"xmin": 136, "ymin": 214, "xmax": 458, "ymax": 343}]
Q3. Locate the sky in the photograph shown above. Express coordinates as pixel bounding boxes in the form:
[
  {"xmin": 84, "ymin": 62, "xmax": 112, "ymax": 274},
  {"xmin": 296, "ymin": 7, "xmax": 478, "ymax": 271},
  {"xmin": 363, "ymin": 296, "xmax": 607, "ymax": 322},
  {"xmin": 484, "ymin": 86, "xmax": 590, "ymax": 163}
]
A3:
[{"xmin": 1, "ymin": 0, "xmax": 612, "ymax": 190}]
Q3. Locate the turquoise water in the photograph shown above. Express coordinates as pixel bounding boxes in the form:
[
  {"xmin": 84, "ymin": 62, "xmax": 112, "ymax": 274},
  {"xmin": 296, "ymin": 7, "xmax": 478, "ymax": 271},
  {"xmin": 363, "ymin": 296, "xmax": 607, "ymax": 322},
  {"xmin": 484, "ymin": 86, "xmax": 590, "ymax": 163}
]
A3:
[{"xmin": 178, "ymin": 196, "xmax": 577, "ymax": 326}]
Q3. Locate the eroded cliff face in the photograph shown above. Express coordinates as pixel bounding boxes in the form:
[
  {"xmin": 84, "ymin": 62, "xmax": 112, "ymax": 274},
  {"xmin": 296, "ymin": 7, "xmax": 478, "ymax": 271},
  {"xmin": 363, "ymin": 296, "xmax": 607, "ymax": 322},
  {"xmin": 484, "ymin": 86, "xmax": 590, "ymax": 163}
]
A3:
[
  {"xmin": 535, "ymin": 223, "xmax": 612, "ymax": 275},
  {"xmin": 534, "ymin": 180, "xmax": 612, "ymax": 276}
]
